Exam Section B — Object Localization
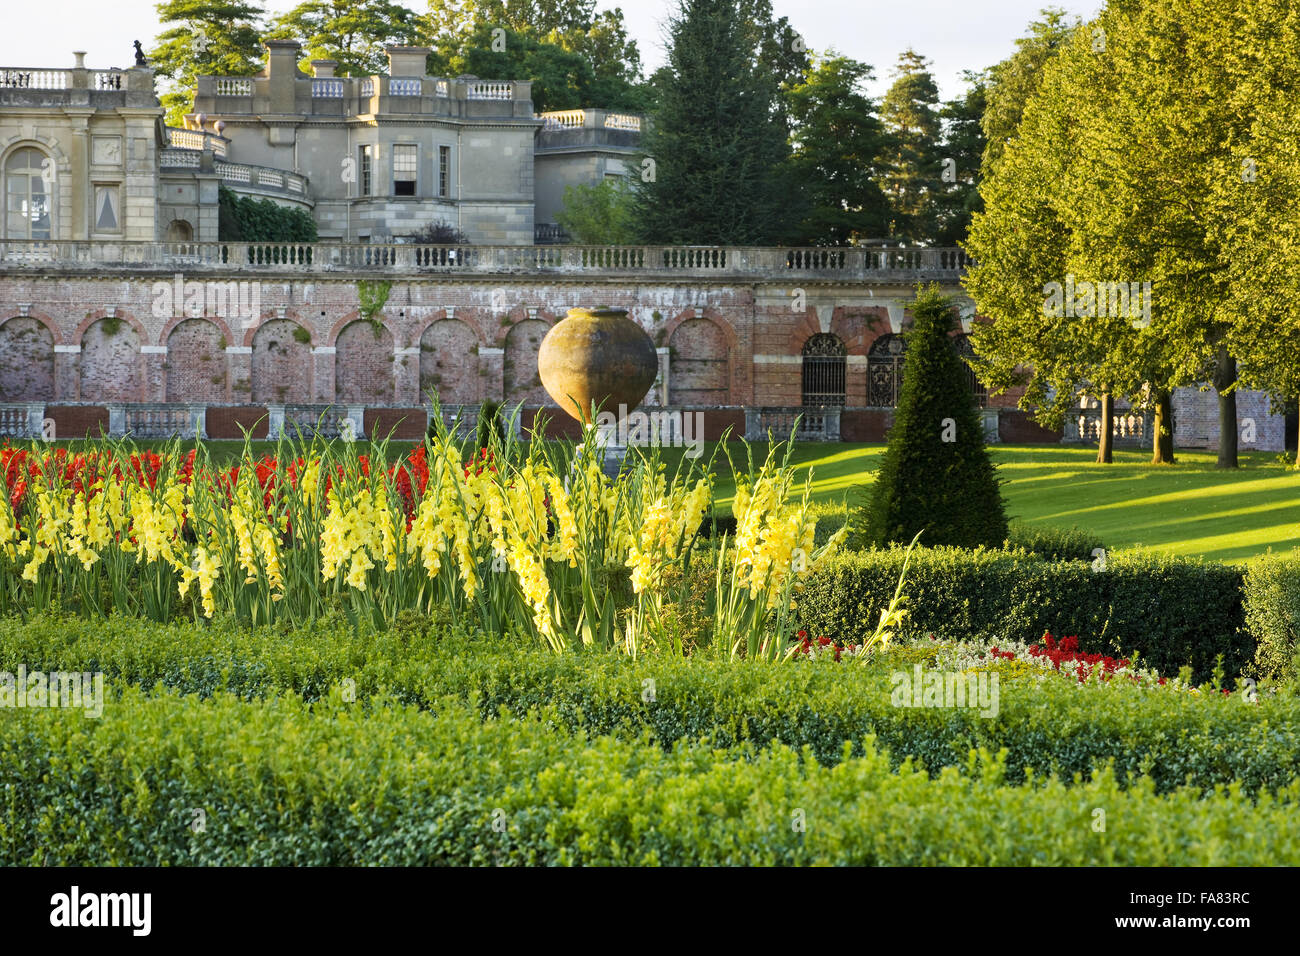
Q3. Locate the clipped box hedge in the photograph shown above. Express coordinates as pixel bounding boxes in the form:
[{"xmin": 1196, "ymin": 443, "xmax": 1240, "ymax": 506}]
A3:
[
  {"xmin": 3, "ymin": 614, "xmax": 1296, "ymax": 795},
  {"xmin": 1242, "ymin": 552, "xmax": 1300, "ymax": 684},
  {"xmin": 2, "ymin": 687, "xmax": 1297, "ymax": 866},
  {"xmin": 796, "ymin": 547, "xmax": 1249, "ymax": 682}
]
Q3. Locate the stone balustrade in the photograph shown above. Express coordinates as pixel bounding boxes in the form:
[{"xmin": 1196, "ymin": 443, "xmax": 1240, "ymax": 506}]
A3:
[
  {"xmin": 0, "ymin": 240, "xmax": 971, "ymax": 279},
  {"xmin": 0, "ymin": 68, "xmax": 73, "ymax": 89},
  {"xmin": 166, "ymin": 127, "xmax": 229, "ymax": 157},
  {"xmin": 211, "ymin": 162, "xmax": 309, "ymax": 198}
]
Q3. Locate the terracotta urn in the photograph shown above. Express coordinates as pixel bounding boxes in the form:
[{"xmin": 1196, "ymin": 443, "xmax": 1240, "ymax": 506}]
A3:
[{"xmin": 538, "ymin": 307, "xmax": 658, "ymax": 424}]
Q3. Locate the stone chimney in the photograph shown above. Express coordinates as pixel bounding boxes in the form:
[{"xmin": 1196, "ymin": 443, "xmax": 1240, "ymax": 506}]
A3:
[
  {"xmin": 386, "ymin": 46, "xmax": 430, "ymax": 77},
  {"xmin": 264, "ymin": 40, "xmax": 304, "ymax": 112},
  {"xmin": 311, "ymin": 60, "xmax": 337, "ymax": 78}
]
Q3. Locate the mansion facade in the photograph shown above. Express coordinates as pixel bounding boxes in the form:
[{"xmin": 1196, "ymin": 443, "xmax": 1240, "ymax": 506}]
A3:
[{"xmin": 0, "ymin": 46, "xmax": 1286, "ymax": 452}]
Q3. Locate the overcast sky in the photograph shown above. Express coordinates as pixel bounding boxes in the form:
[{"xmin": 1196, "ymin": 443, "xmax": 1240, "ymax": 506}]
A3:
[{"xmin": 7, "ymin": 0, "xmax": 1103, "ymax": 100}]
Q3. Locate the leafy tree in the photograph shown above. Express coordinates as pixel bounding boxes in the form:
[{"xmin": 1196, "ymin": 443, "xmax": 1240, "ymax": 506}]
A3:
[
  {"xmin": 966, "ymin": 0, "xmax": 1273, "ymax": 467},
  {"xmin": 425, "ymin": 0, "xmax": 648, "ymax": 111},
  {"xmin": 963, "ymin": 20, "xmax": 1134, "ymax": 464},
  {"xmin": 980, "ymin": 7, "xmax": 1077, "ymax": 175},
  {"xmin": 555, "ymin": 178, "xmax": 636, "ymax": 244},
  {"xmin": 634, "ymin": 0, "xmax": 790, "ymax": 245},
  {"xmin": 1206, "ymin": 0, "xmax": 1300, "ymax": 447},
  {"xmin": 266, "ymin": 0, "xmax": 423, "ymax": 76},
  {"xmin": 434, "ymin": 22, "xmax": 598, "ymax": 111},
  {"xmin": 933, "ymin": 70, "xmax": 986, "ymax": 246},
  {"xmin": 151, "ymin": 0, "xmax": 267, "ymax": 125},
  {"xmin": 781, "ymin": 55, "xmax": 890, "ymax": 245},
  {"xmin": 853, "ymin": 285, "xmax": 1007, "ymax": 549},
  {"xmin": 879, "ymin": 49, "xmax": 943, "ymax": 243}
]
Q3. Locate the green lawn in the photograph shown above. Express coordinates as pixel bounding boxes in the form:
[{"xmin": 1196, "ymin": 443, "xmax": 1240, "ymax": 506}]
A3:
[
  {"xmin": 34, "ymin": 437, "xmax": 1300, "ymax": 563},
  {"xmin": 656, "ymin": 443, "xmax": 1300, "ymax": 564}
]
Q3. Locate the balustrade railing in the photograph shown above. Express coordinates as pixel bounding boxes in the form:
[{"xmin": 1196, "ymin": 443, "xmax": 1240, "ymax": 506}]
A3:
[
  {"xmin": 213, "ymin": 77, "xmax": 254, "ymax": 96},
  {"xmin": 467, "ymin": 81, "xmax": 512, "ymax": 100},
  {"xmin": 603, "ymin": 113, "xmax": 641, "ymax": 131},
  {"xmin": 540, "ymin": 109, "xmax": 585, "ymax": 130},
  {"xmin": 311, "ymin": 78, "xmax": 344, "ymax": 98},
  {"xmin": 124, "ymin": 405, "xmax": 204, "ymax": 439},
  {"xmin": 0, "ymin": 241, "xmax": 972, "ymax": 278},
  {"xmin": 0, "ymin": 68, "xmax": 71, "ymax": 89},
  {"xmin": 1062, "ymin": 408, "xmax": 1152, "ymax": 445},
  {"xmin": 745, "ymin": 407, "xmax": 841, "ymax": 442}
]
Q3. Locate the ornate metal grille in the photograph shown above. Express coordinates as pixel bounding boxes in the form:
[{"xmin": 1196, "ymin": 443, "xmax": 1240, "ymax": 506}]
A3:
[
  {"xmin": 867, "ymin": 333, "xmax": 906, "ymax": 407},
  {"xmin": 801, "ymin": 333, "xmax": 846, "ymax": 406},
  {"xmin": 953, "ymin": 334, "xmax": 989, "ymax": 408},
  {"xmin": 867, "ymin": 332, "xmax": 989, "ymax": 408}
]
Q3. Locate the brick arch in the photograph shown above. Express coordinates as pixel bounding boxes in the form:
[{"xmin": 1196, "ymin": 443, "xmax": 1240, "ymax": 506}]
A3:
[
  {"xmin": 830, "ymin": 308, "xmax": 890, "ymax": 355},
  {"xmin": 0, "ymin": 315, "xmax": 56, "ymax": 401},
  {"xmin": 419, "ymin": 317, "xmax": 482, "ymax": 405},
  {"xmin": 662, "ymin": 309, "xmax": 738, "ymax": 351},
  {"xmin": 160, "ymin": 312, "xmax": 236, "ymax": 349},
  {"xmin": 75, "ymin": 309, "xmax": 148, "ymax": 344},
  {"xmin": 251, "ymin": 318, "xmax": 314, "ymax": 404},
  {"xmin": 326, "ymin": 310, "xmax": 371, "ymax": 348},
  {"xmin": 0, "ymin": 309, "xmax": 62, "ymax": 346},
  {"xmin": 165, "ymin": 318, "xmax": 227, "ymax": 402},
  {"xmin": 80, "ymin": 317, "xmax": 143, "ymax": 402},
  {"xmin": 503, "ymin": 318, "xmax": 550, "ymax": 405},
  {"xmin": 240, "ymin": 310, "xmax": 304, "ymax": 348},
  {"xmin": 336, "ymin": 320, "xmax": 395, "ymax": 404},
  {"xmin": 492, "ymin": 309, "xmax": 557, "ymax": 349},
  {"xmin": 667, "ymin": 315, "xmax": 732, "ymax": 406}
]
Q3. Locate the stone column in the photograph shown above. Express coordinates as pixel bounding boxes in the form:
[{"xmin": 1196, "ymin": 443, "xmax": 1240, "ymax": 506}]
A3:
[
  {"xmin": 393, "ymin": 346, "xmax": 421, "ymax": 404},
  {"xmin": 225, "ymin": 346, "xmax": 253, "ymax": 402},
  {"xmin": 141, "ymin": 345, "xmax": 168, "ymax": 401},
  {"xmin": 312, "ymin": 346, "xmax": 336, "ymax": 404},
  {"xmin": 478, "ymin": 347, "xmax": 504, "ymax": 402},
  {"xmin": 655, "ymin": 346, "xmax": 670, "ymax": 406},
  {"xmin": 53, "ymin": 345, "xmax": 81, "ymax": 401}
]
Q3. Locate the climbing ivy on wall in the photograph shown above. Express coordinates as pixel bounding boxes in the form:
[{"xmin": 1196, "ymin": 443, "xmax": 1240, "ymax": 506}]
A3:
[
  {"xmin": 357, "ymin": 280, "xmax": 393, "ymax": 338},
  {"xmin": 218, "ymin": 186, "xmax": 318, "ymax": 242}
]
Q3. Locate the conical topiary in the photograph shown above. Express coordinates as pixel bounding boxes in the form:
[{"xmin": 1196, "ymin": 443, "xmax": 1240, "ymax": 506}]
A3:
[{"xmin": 854, "ymin": 284, "xmax": 1008, "ymax": 549}]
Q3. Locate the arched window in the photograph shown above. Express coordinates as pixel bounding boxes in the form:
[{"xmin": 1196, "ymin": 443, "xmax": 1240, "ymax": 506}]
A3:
[
  {"xmin": 165, "ymin": 219, "xmax": 193, "ymax": 241},
  {"xmin": 4, "ymin": 147, "xmax": 53, "ymax": 240},
  {"xmin": 801, "ymin": 333, "xmax": 846, "ymax": 407},
  {"xmin": 868, "ymin": 333, "xmax": 906, "ymax": 407},
  {"xmin": 952, "ymin": 333, "xmax": 989, "ymax": 408}
]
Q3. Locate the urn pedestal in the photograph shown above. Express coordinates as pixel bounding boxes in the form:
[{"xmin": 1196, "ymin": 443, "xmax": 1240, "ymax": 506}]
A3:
[{"xmin": 537, "ymin": 307, "xmax": 657, "ymax": 476}]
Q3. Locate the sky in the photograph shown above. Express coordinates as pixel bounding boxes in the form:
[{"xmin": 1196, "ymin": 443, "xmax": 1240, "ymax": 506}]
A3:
[{"xmin": 5, "ymin": 0, "xmax": 1104, "ymax": 100}]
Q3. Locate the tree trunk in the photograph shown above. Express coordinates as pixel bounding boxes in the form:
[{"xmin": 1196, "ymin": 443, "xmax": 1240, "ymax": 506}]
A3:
[
  {"xmin": 1151, "ymin": 390, "xmax": 1176, "ymax": 464},
  {"xmin": 1213, "ymin": 346, "xmax": 1239, "ymax": 469},
  {"xmin": 1096, "ymin": 391, "xmax": 1114, "ymax": 464}
]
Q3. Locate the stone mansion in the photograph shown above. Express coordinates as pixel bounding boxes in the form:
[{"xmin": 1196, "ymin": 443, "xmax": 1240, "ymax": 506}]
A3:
[{"xmin": 0, "ymin": 44, "xmax": 1285, "ymax": 451}]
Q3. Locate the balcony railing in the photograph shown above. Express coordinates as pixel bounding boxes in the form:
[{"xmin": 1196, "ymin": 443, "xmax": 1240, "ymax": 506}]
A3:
[
  {"xmin": 0, "ymin": 241, "xmax": 971, "ymax": 278},
  {"xmin": 210, "ymin": 162, "xmax": 309, "ymax": 197},
  {"xmin": 0, "ymin": 68, "xmax": 72, "ymax": 89},
  {"xmin": 166, "ymin": 127, "xmax": 229, "ymax": 157}
]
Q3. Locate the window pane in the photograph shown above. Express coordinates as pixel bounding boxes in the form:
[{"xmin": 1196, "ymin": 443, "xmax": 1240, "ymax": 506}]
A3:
[{"xmin": 95, "ymin": 187, "xmax": 118, "ymax": 231}]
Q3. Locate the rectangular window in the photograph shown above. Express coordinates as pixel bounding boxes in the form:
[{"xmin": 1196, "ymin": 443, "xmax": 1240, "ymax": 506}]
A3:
[
  {"xmin": 359, "ymin": 145, "xmax": 373, "ymax": 196},
  {"xmin": 438, "ymin": 145, "xmax": 451, "ymax": 198},
  {"xmin": 393, "ymin": 144, "xmax": 417, "ymax": 196},
  {"xmin": 93, "ymin": 184, "xmax": 120, "ymax": 233}
]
